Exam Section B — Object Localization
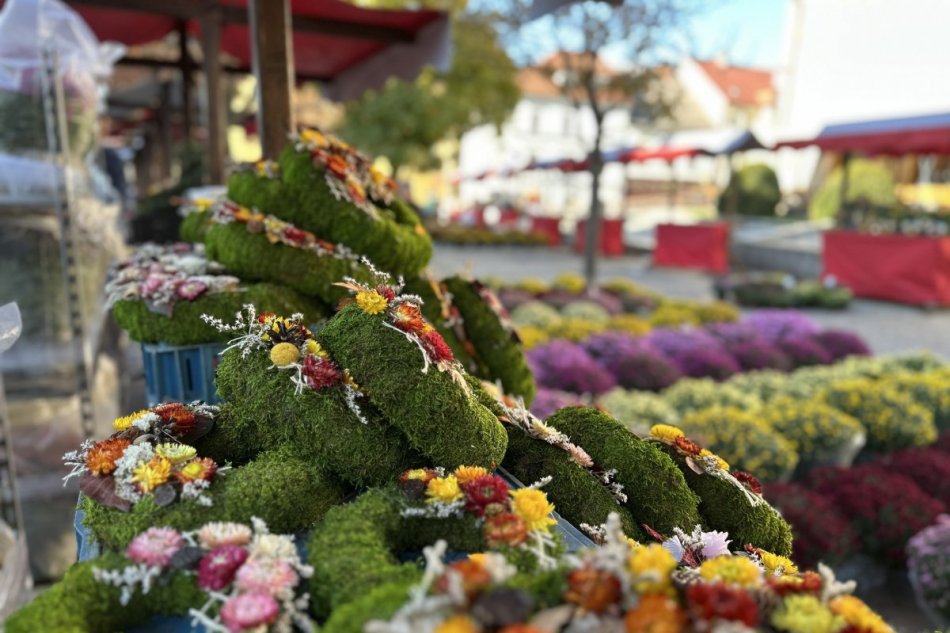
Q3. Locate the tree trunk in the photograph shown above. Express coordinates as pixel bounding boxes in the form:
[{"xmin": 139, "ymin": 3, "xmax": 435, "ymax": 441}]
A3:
[{"xmin": 583, "ymin": 117, "xmax": 605, "ymax": 294}]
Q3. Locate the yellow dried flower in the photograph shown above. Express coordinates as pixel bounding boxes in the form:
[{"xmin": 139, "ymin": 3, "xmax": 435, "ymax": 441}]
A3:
[
  {"xmin": 426, "ymin": 475, "xmax": 463, "ymax": 504},
  {"xmin": 305, "ymin": 339, "xmax": 328, "ymax": 358},
  {"xmin": 509, "ymin": 488, "xmax": 556, "ymax": 533},
  {"xmin": 758, "ymin": 549, "xmax": 798, "ymax": 576},
  {"xmin": 453, "ymin": 466, "xmax": 489, "ymax": 486},
  {"xmin": 650, "ymin": 424, "xmax": 685, "ymax": 443},
  {"xmin": 829, "ymin": 595, "xmax": 894, "ymax": 633},
  {"xmin": 113, "ymin": 410, "xmax": 149, "ymax": 431},
  {"xmin": 699, "ymin": 556, "xmax": 762, "ymax": 588},
  {"xmin": 269, "ymin": 342, "xmax": 300, "ymax": 367},
  {"xmin": 155, "ymin": 443, "xmax": 197, "ymax": 465},
  {"xmin": 433, "ymin": 615, "xmax": 479, "ymax": 633},
  {"xmin": 771, "ymin": 595, "xmax": 843, "ymax": 633},
  {"xmin": 628, "ymin": 543, "xmax": 677, "ymax": 595},
  {"xmin": 700, "ymin": 448, "xmax": 730, "ymax": 471},
  {"xmin": 132, "ymin": 457, "xmax": 172, "ymax": 493},
  {"xmin": 355, "ymin": 290, "xmax": 388, "ymax": 315}
]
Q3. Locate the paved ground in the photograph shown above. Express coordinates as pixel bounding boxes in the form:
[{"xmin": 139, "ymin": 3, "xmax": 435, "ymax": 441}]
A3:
[{"xmin": 430, "ymin": 245, "xmax": 950, "ymax": 359}]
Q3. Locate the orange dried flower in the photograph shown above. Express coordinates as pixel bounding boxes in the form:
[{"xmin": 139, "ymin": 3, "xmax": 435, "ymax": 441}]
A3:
[
  {"xmin": 674, "ymin": 435, "xmax": 703, "ymax": 456},
  {"xmin": 327, "ymin": 154, "xmax": 349, "ymax": 177},
  {"xmin": 565, "ymin": 568, "xmax": 622, "ymax": 613},
  {"xmin": 85, "ymin": 438, "xmax": 131, "ymax": 476},
  {"xmin": 435, "ymin": 559, "xmax": 492, "ymax": 600},
  {"xmin": 624, "ymin": 595, "xmax": 687, "ymax": 633},
  {"xmin": 483, "ymin": 512, "xmax": 528, "ymax": 548}
]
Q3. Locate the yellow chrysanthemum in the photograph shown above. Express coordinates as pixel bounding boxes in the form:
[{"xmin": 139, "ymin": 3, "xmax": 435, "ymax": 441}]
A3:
[
  {"xmin": 699, "ymin": 556, "xmax": 762, "ymax": 588},
  {"xmin": 628, "ymin": 543, "xmax": 677, "ymax": 595},
  {"xmin": 426, "ymin": 476, "xmax": 463, "ymax": 504},
  {"xmin": 770, "ymin": 595, "xmax": 843, "ymax": 633},
  {"xmin": 132, "ymin": 457, "xmax": 172, "ymax": 493},
  {"xmin": 433, "ymin": 615, "xmax": 479, "ymax": 633},
  {"xmin": 113, "ymin": 410, "xmax": 149, "ymax": 431},
  {"xmin": 155, "ymin": 443, "xmax": 197, "ymax": 465},
  {"xmin": 830, "ymin": 596, "xmax": 894, "ymax": 633},
  {"xmin": 454, "ymin": 466, "xmax": 489, "ymax": 486},
  {"xmin": 700, "ymin": 448, "xmax": 730, "ymax": 471},
  {"xmin": 758, "ymin": 549, "xmax": 799, "ymax": 576},
  {"xmin": 509, "ymin": 489, "xmax": 556, "ymax": 533},
  {"xmin": 270, "ymin": 342, "xmax": 300, "ymax": 367},
  {"xmin": 355, "ymin": 290, "xmax": 388, "ymax": 315},
  {"xmin": 300, "ymin": 129, "xmax": 328, "ymax": 147},
  {"xmin": 305, "ymin": 339, "xmax": 328, "ymax": 358},
  {"xmin": 650, "ymin": 424, "xmax": 685, "ymax": 443}
]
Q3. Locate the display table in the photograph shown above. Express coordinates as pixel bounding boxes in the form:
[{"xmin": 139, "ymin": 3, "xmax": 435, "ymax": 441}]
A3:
[
  {"xmin": 822, "ymin": 230, "xmax": 950, "ymax": 307},
  {"xmin": 653, "ymin": 222, "xmax": 730, "ymax": 273},
  {"xmin": 531, "ymin": 217, "xmax": 562, "ymax": 246},
  {"xmin": 573, "ymin": 218, "xmax": 624, "ymax": 256}
]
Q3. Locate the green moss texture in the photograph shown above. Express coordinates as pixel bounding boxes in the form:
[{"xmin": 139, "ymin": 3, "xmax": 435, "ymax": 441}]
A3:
[
  {"xmin": 204, "ymin": 222, "xmax": 374, "ymax": 304},
  {"xmin": 546, "ymin": 407, "xmax": 701, "ymax": 534},
  {"xmin": 277, "ymin": 146, "xmax": 432, "ymax": 275},
  {"xmin": 111, "ymin": 282, "xmax": 327, "ymax": 345},
  {"xmin": 502, "ymin": 426, "xmax": 642, "ymax": 539},
  {"xmin": 403, "ymin": 275, "xmax": 481, "ymax": 374},
  {"xmin": 5, "ymin": 553, "xmax": 204, "ymax": 633},
  {"xmin": 178, "ymin": 208, "xmax": 213, "ymax": 243},
  {"xmin": 321, "ymin": 580, "xmax": 417, "ymax": 633},
  {"xmin": 211, "ymin": 347, "xmax": 420, "ymax": 486},
  {"xmin": 83, "ymin": 445, "xmax": 346, "ymax": 551},
  {"xmin": 659, "ymin": 445, "xmax": 793, "ymax": 556},
  {"xmin": 443, "ymin": 276, "xmax": 537, "ymax": 404},
  {"xmin": 318, "ymin": 304, "xmax": 507, "ymax": 469}
]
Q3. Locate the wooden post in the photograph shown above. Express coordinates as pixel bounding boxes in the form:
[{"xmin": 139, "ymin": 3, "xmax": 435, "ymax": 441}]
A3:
[
  {"xmin": 176, "ymin": 20, "xmax": 192, "ymax": 141},
  {"xmin": 156, "ymin": 81, "xmax": 174, "ymax": 179},
  {"xmin": 249, "ymin": 0, "xmax": 295, "ymax": 158},
  {"xmin": 727, "ymin": 152, "xmax": 739, "ymax": 219},
  {"xmin": 837, "ymin": 151, "xmax": 852, "ymax": 227},
  {"xmin": 201, "ymin": 6, "xmax": 227, "ymax": 183},
  {"xmin": 667, "ymin": 159, "xmax": 676, "ymax": 215}
]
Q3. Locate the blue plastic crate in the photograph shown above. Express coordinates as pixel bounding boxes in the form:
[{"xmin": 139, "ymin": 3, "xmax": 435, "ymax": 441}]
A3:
[{"xmin": 141, "ymin": 342, "xmax": 223, "ymax": 406}]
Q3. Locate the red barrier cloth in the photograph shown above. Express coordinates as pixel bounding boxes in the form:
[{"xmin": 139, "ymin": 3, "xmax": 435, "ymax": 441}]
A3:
[
  {"xmin": 822, "ymin": 230, "xmax": 950, "ymax": 306},
  {"xmin": 531, "ymin": 217, "xmax": 562, "ymax": 247},
  {"xmin": 653, "ymin": 223, "xmax": 730, "ymax": 273},
  {"xmin": 573, "ymin": 219, "xmax": 625, "ymax": 256}
]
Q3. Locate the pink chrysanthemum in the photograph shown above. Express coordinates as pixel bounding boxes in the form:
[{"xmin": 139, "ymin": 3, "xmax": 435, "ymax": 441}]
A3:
[
  {"xmin": 197, "ymin": 544, "xmax": 249, "ymax": 591},
  {"xmin": 234, "ymin": 556, "xmax": 299, "ymax": 597},
  {"xmin": 219, "ymin": 592, "xmax": 280, "ymax": 632},
  {"xmin": 126, "ymin": 527, "xmax": 183, "ymax": 569}
]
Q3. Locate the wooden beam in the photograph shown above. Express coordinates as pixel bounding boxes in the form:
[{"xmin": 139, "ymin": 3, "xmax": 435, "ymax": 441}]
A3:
[
  {"xmin": 249, "ymin": 0, "xmax": 295, "ymax": 158},
  {"xmin": 116, "ymin": 56, "xmax": 332, "ymax": 82},
  {"xmin": 67, "ymin": 0, "xmax": 200, "ymax": 18},
  {"xmin": 201, "ymin": 6, "xmax": 227, "ymax": 183},
  {"xmin": 177, "ymin": 19, "xmax": 193, "ymax": 140}
]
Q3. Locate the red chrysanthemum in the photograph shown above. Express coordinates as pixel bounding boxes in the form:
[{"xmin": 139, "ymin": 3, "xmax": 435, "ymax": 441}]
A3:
[
  {"xmin": 733, "ymin": 471, "xmax": 763, "ymax": 495},
  {"xmin": 421, "ymin": 329, "xmax": 454, "ymax": 364},
  {"xmin": 153, "ymin": 403, "xmax": 196, "ymax": 431},
  {"xmin": 484, "ymin": 512, "xmax": 528, "ymax": 548},
  {"xmin": 686, "ymin": 582, "xmax": 760, "ymax": 627},
  {"xmin": 197, "ymin": 544, "xmax": 249, "ymax": 591},
  {"xmin": 463, "ymin": 475, "xmax": 510, "ymax": 517},
  {"xmin": 674, "ymin": 435, "xmax": 703, "ymax": 456},
  {"xmin": 301, "ymin": 355, "xmax": 342, "ymax": 390}
]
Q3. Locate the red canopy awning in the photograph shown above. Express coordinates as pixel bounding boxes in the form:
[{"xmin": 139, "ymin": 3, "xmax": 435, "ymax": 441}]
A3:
[
  {"xmin": 774, "ymin": 112, "xmax": 950, "ymax": 156},
  {"xmin": 620, "ymin": 146, "xmax": 701, "ymax": 163}
]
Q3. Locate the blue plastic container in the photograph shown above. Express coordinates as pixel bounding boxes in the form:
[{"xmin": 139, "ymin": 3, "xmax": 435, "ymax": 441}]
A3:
[{"xmin": 141, "ymin": 342, "xmax": 223, "ymax": 406}]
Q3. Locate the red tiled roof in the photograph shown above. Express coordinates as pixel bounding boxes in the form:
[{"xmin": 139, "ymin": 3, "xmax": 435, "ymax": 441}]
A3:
[{"xmin": 696, "ymin": 60, "xmax": 773, "ymax": 107}]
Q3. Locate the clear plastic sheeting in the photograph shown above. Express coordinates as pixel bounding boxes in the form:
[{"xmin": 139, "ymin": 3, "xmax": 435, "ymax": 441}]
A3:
[{"xmin": 0, "ymin": 303, "xmax": 21, "ymax": 354}]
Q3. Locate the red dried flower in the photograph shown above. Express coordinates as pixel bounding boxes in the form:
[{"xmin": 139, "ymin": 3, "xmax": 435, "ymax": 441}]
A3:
[
  {"xmin": 377, "ymin": 286, "xmax": 396, "ymax": 301},
  {"xmin": 674, "ymin": 435, "xmax": 703, "ymax": 456},
  {"xmin": 484, "ymin": 512, "xmax": 528, "ymax": 548},
  {"xmin": 421, "ymin": 329, "xmax": 454, "ymax": 364},
  {"xmin": 153, "ymin": 403, "xmax": 196, "ymax": 431},
  {"xmin": 282, "ymin": 226, "xmax": 310, "ymax": 246},
  {"xmin": 327, "ymin": 154, "xmax": 349, "ymax": 178},
  {"xmin": 733, "ymin": 471, "xmax": 763, "ymax": 495},
  {"xmin": 257, "ymin": 311, "xmax": 275, "ymax": 324},
  {"xmin": 391, "ymin": 303, "xmax": 428, "ymax": 335},
  {"xmin": 85, "ymin": 438, "xmax": 131, "ymax": 476},
  {"xmin": 197, "ymin": 544, "xmax": 248, "ymax": 591},
  {"xmin": 565, "ymin": 568, "xmax": 622, "ymax": 613},
  {"xmin": 767, "ymin": 571, "xmax": 823, "ymax": 596},
  {"xmin": 464, "ymin": 475, "xmax": 510, "ymax": 517},
  {"xmin": 301, "ymin": 355, "xmax": 342, "ymax": 390},
  {"xmin": 686, "ymin": 582, "xmax": 759, "ymax": 627},
  {"xmin": 175, "ymin": 457, "xmax": 218, "ymax": 483}
]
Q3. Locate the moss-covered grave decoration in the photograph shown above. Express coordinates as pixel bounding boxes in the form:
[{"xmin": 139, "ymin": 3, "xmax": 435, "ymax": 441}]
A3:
[
  {"xmin": 319, "ymin": 272, "xmax": 507, "ymax": 470},
  {"xmin": 107, "ymin": 243, "xmax": 326, "ymax": 345},
  {"xmin": 443, "ymin": 275, "xmax": 537, "ymax": 404},
  {"xmin": 309, "ymin": 470, "xmax": 563, "ymax": 624},
  {"xmin": 270, "ymin": 128, "xmax": 433, "ymax": 276},
  {"xmin": 177, "ymin": 195, "xmax": 217, "ymax": 243},
  {"xmin": 545, "ymin": 407, "xmax": 702, "ymax": 534},
  {"xmin": 403, "ymin": 274, "xmax": 482, "ymax": 375},
  {"xmin": 8, "ymin": 519, "xmax": 315, "ymax": 633},
  {"xmin": 203, "ymin": 199, "xmax": 376, "ymax": 304},
  {"xmin": 648, "ymin": 424, "xmax": 794, "ymax": 556}
]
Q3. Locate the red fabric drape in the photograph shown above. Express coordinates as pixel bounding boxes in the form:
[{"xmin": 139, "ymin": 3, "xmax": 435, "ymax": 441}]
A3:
[
  {"xmin": 531, "ymin": 217, "xmax": 561, "ymax": 247},
  {"xmin": 573, "ymin": 219, "xmax": 624, "ymax": 256},
  {"xmin": 653, "ymin": 223, "xmax": 730, "ymax": 273},
  {"xmin": 822, "ymin": 230, "xmax": 950, "ymax": 306}
]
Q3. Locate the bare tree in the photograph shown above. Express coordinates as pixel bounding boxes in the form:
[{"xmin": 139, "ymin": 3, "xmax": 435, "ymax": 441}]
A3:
[{"xmin": 509, "ymin": 0, "xmax": 696, "ymax": 291}]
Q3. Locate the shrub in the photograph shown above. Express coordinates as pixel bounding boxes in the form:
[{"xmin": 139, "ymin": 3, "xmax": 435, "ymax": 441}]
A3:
[
  {"xmin": 672, "ymin": 347, "xmax": 741, "ymax": 381},
  {"xmin": 812, "ymin": 329, "xmax": 871, "ymax": 362},
  {"xmin": 808, "ymin": 158, "xmax": 897, "ymax": 221},
  {"xmin": 514, "ymin": 277, "xmax": 550, "ymax": 294},
  {"xmin": 648, "ymin": 304, "xmax": 700, "ymax": 328},
  {"xmin": 907, "ymin": 515, "xmax": 950, "ymax": 620},
  {"xmin": 561, "ymin": 300, "xmax": 611, "ymax": 323},
  {"xmin": 663, "ymin": 378, "xmax": 760, "ymax": 413},
  {"xmin": 888, "ymin": 371, "xmax": 950, "ymax": 430},
  {"xmin": 776, "ymin": 335, "xmax": 833, "ymax": 368},
  {"xmin": 526, "ymin": 340, "xmax": 617, "ymax": 395},
  {"xmin": 743, "ymin": 310, "xmax": 820, "ymax": 343},
  {"xmin": 600, "ymin": 277, "xmax": 660, "ymax": 300},
  {"xmin": 678, "ymin": 406, "xmax": 798, "ymax": 482},
  {"xmin": 878, "ymin": 448, "xmax": 950, "ymax": 507},
  {"xmin": 497, "ymin": 288, "xmax": 536, "ymax": 311},
  {"xmin": 726, "ymin": 370, "xmax": 790, "ymax": 402},
  {"xmin": 545, "ymin": 317, "xmax": 607, "ymax": 342},
  {"xmin": 552, "ymin": 272, "xmax": 586, "ymax": 294},
  {"xmin": 758, "ymin": 396, "xmax": 865, "ymax": 468},
  {"xmin": 821, "ymin": 379, "xmax": 937, "ymax": 452},
  {"xmin": 690, "ymin": 301, "xmax": 742, "ymax": 324},
  {"xmin": 511, "ymin": 301, "xmax": 562, "ymax": 328},
  {"xmin": 717, "ymin": 163, "xmax": 781, "ymax": 217},
  {"xmin": 704, "ymin": 322, "xmax": 765, "ymax": 345},
  {"xmin": 646, "ymin": 328, "xmax": 722, "ymax": 358},
  {"xmin": 764, "ymin": 483, "xmax": 859, "ymax": 568},
  {"xmin": 605, "ymin": 313, "xmax": 652, "ymax": 335},
  {"xmin": 529, "ymin": 387, "xmax": 584, "ymax": 419},
  {"xmin": 597, "ymin": 389, "xmax": 678, "ymax": 435},
  {"xmin": 584, "ymin": 333, "xmax": 682, "ymax": 391},
  {"xmin": 537, "ymin": 288, "xmax": 583, "ymax": 310},
  {"xmin": 804, "ymin": 465, "xmax": 945, "ymax": 564},
  {"xmin": 728, "ymin": 339, "xmax": 792, "ymax": 372},
  {"xmin": 516, "ymin": 325, "xmax": 549, "ymax": 350}
]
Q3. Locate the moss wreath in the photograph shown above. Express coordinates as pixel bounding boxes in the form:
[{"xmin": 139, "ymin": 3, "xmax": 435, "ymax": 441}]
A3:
[{"xmin": 402, "ymin": 274, "xmax": 482, "ymax": 375}]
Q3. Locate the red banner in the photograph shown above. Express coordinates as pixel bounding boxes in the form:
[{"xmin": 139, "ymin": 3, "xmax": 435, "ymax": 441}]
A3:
[
  {"xmin": 573, "ymin": 219, "xmax": 625, "ymax": 256},
  {"xmin": 653, "ymin": 223, "xmax": 730, "ymax": 273},
  {"xmin": 822, "ymin": 230, "xmax": 950, "ymax": 306},
  {"xmin": 531, "ymin": 217, "xmax": 562, "ymax": 247}
]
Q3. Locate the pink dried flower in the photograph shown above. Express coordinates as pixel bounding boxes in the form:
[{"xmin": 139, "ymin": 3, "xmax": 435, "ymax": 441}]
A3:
[
  {"xmin": 219, "ymin": 592, "xmax": 280, "ymax": 632},
  {"xmin": 197, "ymin": 544, "xmax": 249, "ymax": 591},
  {"xmin": 234, "ymin": 556, "xmax": 299, "ymax": 597},
  {"xmin": 126, "ymin": 527, "xmax": 183, "ymax": 568},
  {"xmin": 140, "ymin": 273, "xmax": 165, "ymax": 298},
  {"xmin": 176, "ymin": 279, "xmax": 208, "ymax": 301}
]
